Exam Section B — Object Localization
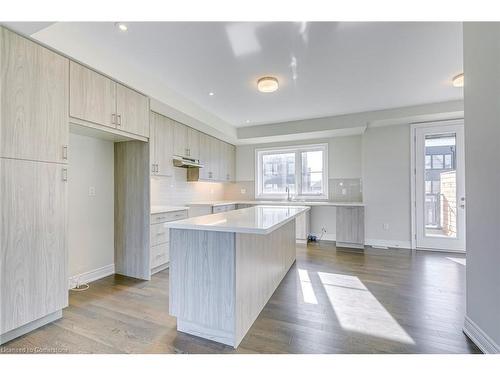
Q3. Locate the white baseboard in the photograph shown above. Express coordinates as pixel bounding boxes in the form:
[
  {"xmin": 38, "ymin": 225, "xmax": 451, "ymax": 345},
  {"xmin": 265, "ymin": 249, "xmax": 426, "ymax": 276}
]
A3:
[
  {"xmin": 365, "ymin": 238, "xmax": 412, "ymax": 250},
  {"xmin": 463, "ymin": 315, "xmax": 500, "ymax": 354},
  {"xmin": 68, "ymin": 264, "xmax": 115, "ymax": 289}
]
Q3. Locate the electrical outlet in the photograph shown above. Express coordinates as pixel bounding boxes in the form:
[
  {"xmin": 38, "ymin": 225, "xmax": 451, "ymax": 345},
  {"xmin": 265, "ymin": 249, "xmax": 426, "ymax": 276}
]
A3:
[
  {"xmin": 88, "ymin": 186, "xmax": 96, "ymax": 196},
  {"xmin": 383, "ymin": 223, "xmax": 389, "ymax": 231}
]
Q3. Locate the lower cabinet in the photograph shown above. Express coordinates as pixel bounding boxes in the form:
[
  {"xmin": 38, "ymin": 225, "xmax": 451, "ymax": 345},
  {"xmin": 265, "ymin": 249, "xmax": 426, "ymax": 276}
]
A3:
[
  {"xmin": 0, "ymin": 158, "xmax": 68, "ymax": 338},
  {"xmin": 212, "ymin": 204, "xmax": 236, "ymax": 213},
  {"xmin": 336, "ymin": 206, "xmax": 365, "ymax": 249},
  {"xmin": 295, "ymin": 210, "xmax": 310, "ymax": 241},
  {"xmin": 150, "ymin": 209, "xmax": 188, "ymax": 274}
]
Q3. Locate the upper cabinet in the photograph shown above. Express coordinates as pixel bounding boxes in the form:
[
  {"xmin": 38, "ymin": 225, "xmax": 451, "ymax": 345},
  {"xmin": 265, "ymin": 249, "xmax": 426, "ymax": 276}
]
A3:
[
  {"xmin": 69, "ymin": 61, "xmax": 116, "ymax": 128},
  {"xmin": 172, "ymin": 121, "xmax": 187, "ymax": 157},
  {"xmin": 116, "ymin": 84, "xmax": 150, "ymax": 138},
  {"xmin": 1, "ymin": 28, "xmax": 69, "ymax": 164},
  {"xmin": 172, "ymin": 121, "xmax": 200, "ymax": 159},
  {"xmin": 186, "ymin": 127, "xmax": 200, "ymax": 160},
  {"xmin": 150, "ymin": 112, "xmax": 174, "ymax": 177},
  {"xmin": 69, "ymin": 62, "xmax": 149, "ymax": 138}
]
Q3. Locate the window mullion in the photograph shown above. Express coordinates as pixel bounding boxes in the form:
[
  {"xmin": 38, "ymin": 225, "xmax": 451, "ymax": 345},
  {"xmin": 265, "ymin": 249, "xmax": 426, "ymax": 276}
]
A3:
[{"xmin": 296, "ymin": 150, "xmax": 301, "ymax": 196}]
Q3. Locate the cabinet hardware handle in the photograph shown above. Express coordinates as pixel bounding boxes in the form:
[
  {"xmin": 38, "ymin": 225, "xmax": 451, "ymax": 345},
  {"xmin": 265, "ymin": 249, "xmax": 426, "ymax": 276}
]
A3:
[
  {"xmin": 152, "ymin": 164, "xmax": 156, "ymax": 173},
  {"xmin": 62, "ymin": 145, "xmax": 68, "ymax": 160},
  {"xmin": 62, "ymin": 168, "xmax": 68, "ymax": 182},
  {"xmin": 156, "ymin": 164, "xmax": 159, "ymax": 173},
  {"xmin": 112, "ymin": 114, "xmax": 116, "ymax": 124},
  {"xmin": 117, "ymin": 114, "xmax": 122, "ymax": 126}
]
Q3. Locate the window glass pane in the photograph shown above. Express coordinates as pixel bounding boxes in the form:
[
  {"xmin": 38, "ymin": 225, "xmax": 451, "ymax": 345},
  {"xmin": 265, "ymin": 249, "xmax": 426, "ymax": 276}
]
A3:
[
  {"xmin": 425, "ymin": 180, "xmax": 432, "ymax": 193},
  {"xmin": 424, "ymin": 134, "xmax": 457, "ymax": 238},
  {"xmin": 432, "ymin": 154, "xmax": 444, "ymax": 169},
  {"xmin": 261, "ymin": 153, "xmax": 295, "ymax": 195},
  {"xmin": 425, "ymin": 155, "xmax": 431, "ymax": 169},
  {"xmin": 301, "ymin": 150, "xmax": 323, "ymax": 195},
  {"xmin": 444, "ymin": 154, "xmax": 452, "ymax": 169}
]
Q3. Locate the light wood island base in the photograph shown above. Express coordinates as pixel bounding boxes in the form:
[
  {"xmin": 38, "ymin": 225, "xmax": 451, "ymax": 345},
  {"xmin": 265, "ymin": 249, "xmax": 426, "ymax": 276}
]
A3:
[{"xmin": 169, "ymin": 220, "xmax": 296, "ymax": 348}]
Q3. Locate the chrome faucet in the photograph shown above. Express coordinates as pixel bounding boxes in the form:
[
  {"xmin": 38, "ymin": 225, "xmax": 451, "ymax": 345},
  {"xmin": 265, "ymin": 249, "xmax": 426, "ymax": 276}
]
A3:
[{"xmin": 286, "ymin": 186, "xmax": 292, "ymax": 201}]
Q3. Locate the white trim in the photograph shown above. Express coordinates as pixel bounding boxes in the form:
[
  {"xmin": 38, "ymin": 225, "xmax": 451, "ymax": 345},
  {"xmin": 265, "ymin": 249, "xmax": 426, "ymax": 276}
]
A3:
[
  {"xmin": 463, "ymin": 315, "xmax": 500, "ymax": 354},
  {"xmin": 68, "ymin": 264, "xmax": 115, "ymax": 289},
  {"xmin": 365, "ymin": 238, "xmax": 412, "ymax": 250},
  {"xmin": 410, "ymin": 118, "xmax": 466, "ymax": 252},
  {"xmin": 255, "ymin": 143, "xmax": 329, "ymax": 200}
]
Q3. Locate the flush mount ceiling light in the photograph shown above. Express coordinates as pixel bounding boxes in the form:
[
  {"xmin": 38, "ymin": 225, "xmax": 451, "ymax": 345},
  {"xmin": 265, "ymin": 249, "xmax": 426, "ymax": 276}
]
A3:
[
  {"xmin": 452, "ymin": 73, "xmax": 464, "ymax": 88},
  {"xmin": 208, "ymin": 92, "xmax": 215, "ymax": 96},
  {"xmin": 257, "ymin": 76, "xmax": 279, "ymax": 93},
  {"xmin": 115, "ymin": 22, "xmax": 128, "ymax": 32}
]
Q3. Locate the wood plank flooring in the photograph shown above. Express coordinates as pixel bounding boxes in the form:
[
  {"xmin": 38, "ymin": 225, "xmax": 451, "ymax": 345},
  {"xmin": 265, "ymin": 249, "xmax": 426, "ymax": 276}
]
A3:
[{"xmin": 0, "ymin": 243, "xmax": 480, "ymax": 354}]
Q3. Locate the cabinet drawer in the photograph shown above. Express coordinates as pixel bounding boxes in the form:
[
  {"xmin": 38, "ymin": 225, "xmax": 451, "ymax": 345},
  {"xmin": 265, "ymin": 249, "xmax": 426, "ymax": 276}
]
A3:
[
  {"xmin": 151, "ymin": 243, "xmax": 169, "ymax": 269},
  {"xmin": 212, "ymin": 204, "xmax": 236, "ymax": 213},
  {"xmin": 150, "ymin": 222, "xmax": 169, "ymax": 246},
  {"xmin": 151, "ymin": 209, "xmax": 188, "ymax": 224}
]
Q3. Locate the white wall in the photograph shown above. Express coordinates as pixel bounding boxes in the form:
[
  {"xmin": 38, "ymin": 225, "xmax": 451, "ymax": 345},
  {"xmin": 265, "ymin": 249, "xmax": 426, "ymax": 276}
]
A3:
[
  {"xmin": 68, "ymin": 133, "xmax": 115, "ymax": 282},
  {"xmin": 362, "ymin": 124, "xmax": 412, "ymax": 248},
  {"xmin": 463, "ymin": 23, "xmax": 500, "ymax": 352}
]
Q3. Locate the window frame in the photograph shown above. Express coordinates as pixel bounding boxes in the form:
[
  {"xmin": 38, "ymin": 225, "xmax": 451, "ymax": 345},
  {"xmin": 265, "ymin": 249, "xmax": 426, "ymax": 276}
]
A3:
[{"xmin": 255, "ymin": 143, "xmax": 329, "ymax": 200}]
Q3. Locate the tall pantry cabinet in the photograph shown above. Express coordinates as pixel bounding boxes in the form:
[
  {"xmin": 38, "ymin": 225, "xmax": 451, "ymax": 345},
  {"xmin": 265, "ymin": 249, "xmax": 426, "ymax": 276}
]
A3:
[{"xmin": 0, "ymin": 28, "xmax": 69, "ymax": 343}]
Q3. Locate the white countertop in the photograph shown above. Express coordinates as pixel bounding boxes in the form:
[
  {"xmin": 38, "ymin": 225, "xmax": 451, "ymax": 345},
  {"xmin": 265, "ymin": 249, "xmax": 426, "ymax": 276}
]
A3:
[
  {"xmin": 187, "ymin": 200, "xmax": 364, "ymax": 207},
  {"xmin": 165, "ymin": 205, "xmax": 311, "ymax": 235},
  {"xmin": 151, "ymin": 205, "xmax": 189, "ymax": 214}
]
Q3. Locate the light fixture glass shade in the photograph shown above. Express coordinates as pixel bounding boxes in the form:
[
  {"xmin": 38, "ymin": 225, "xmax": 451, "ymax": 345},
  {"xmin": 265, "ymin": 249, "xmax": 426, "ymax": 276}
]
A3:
[
  {"xmin": 116, "ymin": 22, "xmax": 128, "ymax": 32},
  {"xmin": 452, "ymin": 73, "xmax": 464, "ymax": 88},
  {"xmin": 257, "ymin": 77, "xmax": 279, "ymax": 93}
]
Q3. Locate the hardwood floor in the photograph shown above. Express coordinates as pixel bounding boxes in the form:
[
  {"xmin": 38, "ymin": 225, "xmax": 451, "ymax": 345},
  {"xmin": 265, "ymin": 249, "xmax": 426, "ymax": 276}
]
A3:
[{"xmin": 0, "ymin": 243, "xmax": 480, "ymax": 354}]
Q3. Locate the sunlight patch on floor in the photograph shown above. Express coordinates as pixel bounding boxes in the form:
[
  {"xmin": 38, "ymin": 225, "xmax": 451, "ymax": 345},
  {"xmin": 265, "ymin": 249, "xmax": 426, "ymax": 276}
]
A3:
[
  {"xmin": 446, "ymin": 257, "xmax": 466, "ymax": 266},
  {"xmin": 318, "ymin": 272, "xmax": 415, "ymax": 345},
  {"xmin": 298, "ymin": 269, "xmax": 318, "ymax": 304}
]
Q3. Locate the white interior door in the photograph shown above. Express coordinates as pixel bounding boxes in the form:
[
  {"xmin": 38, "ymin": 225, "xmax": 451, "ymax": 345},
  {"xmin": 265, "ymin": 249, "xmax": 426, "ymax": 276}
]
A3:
[{"xmin": 413, "ymin": 120, "xmax": 466, "ymax": 251}]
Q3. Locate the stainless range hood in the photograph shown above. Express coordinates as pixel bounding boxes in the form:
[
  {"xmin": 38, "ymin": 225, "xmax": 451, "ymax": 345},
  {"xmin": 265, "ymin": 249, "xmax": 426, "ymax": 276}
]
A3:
[{"xmin": 173, "ymin": 155, "xmax": 203, "ymax": 168}]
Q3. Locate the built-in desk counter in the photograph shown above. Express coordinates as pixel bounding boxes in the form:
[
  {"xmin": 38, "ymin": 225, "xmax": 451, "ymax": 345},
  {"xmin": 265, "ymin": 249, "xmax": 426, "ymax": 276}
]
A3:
[{"xmin": 165, "ymin": 205, "xmax": 310, "ymax": 347}]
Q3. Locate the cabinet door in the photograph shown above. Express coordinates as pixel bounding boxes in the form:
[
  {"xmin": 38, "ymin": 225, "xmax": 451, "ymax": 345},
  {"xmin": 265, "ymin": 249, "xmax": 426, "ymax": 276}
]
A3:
[
  {"xmin": 228, "ymin": 144, "xmax": 236, "ymax": 182},
  {"xmin": 186, "ymin": 127, "xmax": 200, "ymax": 159},
  {"xmin": 1, "ymin": 158, "xmax": 67, "ymax": 334},
  {"xmin": 198, "ymin": 133, "xmax": 211, "ymax": 180},
  {"xmin": 209, "ymin": 136, "xmax": 221, "ymax": 180},
  {"xmin": 172, "ymin": 121, "xmax": 187, "ymax": 157},
  {"xmin": 69, "ymin": 61, "xmax": 116, "ymax": 128},
  {"xmin": 116, "ymin": 83, "xmax": 149, "ymax": 138},
  {"xmin": 151, "ymin": 112, "xmax": 174, "ymax": 176},
  {"xmin": 1, "ymin": 28, "xmax": 69, "ymax": 164}
]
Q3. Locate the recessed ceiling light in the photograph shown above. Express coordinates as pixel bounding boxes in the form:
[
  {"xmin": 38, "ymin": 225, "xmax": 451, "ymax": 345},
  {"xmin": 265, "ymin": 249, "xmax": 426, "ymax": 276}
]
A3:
[
  {"xmin": 257, "ymin": 77, "xmax": 279, "ymax": 93},
  {"xmin": 208, "ymin": 92, "xmax": 215, "ymax": 96},
  {"xmin": 245, "ymin": 120, "xmax": 250, "ymax": 124},
  {"xmin": 452, "ymin": 73, "xmax": 464, "ymax": 88},
  {"xmin": 116, "ymin": 22, "xmax": 128, "ymax": 32}
]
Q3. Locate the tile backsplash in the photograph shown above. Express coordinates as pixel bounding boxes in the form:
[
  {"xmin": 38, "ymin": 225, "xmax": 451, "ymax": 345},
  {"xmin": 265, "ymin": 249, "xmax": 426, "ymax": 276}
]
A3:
[
  {"xmin": 151, "ymin": 167, "xmax": 227, "ymax": 206},
  {"xmin": 224, "ymin": 179, "xmax": 363, "ymax": 202}
]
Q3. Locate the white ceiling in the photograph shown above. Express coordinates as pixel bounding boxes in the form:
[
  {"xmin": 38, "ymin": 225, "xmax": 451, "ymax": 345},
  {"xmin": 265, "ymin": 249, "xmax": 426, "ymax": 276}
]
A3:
[{"xmin": 4, "ymin": 22, "xmax": 463, "ymax": 128}]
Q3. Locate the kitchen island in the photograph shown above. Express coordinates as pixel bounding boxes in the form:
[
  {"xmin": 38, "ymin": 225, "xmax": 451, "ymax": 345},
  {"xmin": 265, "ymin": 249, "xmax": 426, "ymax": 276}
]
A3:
[{"xmin": 165, "ymin": 205, "xmax": 310, "ymax": 348}]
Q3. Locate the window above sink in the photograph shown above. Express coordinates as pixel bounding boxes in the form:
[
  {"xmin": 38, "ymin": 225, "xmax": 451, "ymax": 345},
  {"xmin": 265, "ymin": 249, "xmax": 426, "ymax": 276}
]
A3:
[{"xmin": 255, "ymin": 143, "xmax": 328, "ymax": 200}]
